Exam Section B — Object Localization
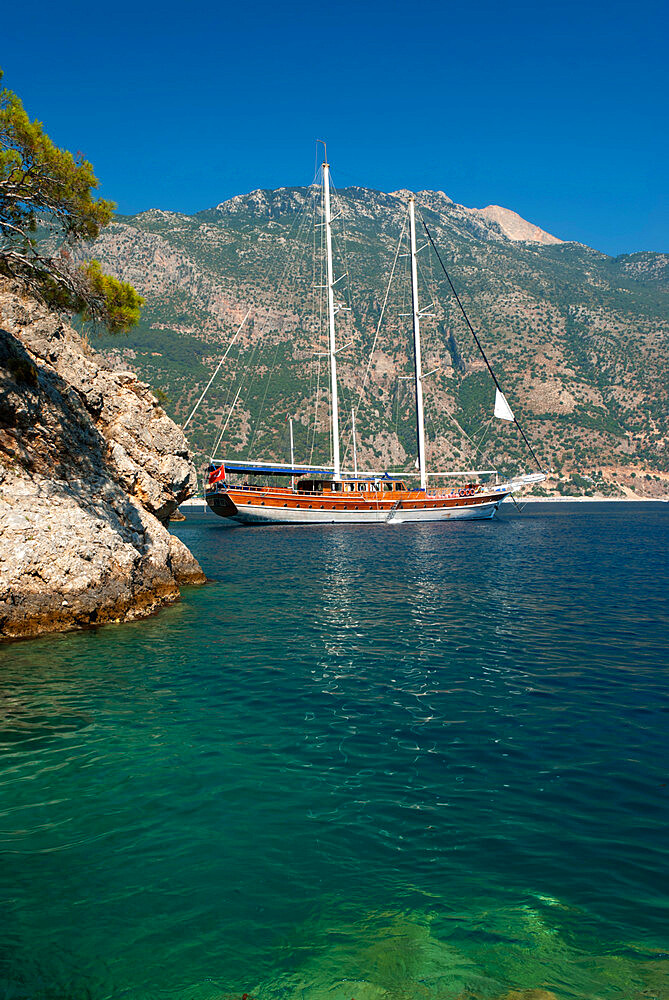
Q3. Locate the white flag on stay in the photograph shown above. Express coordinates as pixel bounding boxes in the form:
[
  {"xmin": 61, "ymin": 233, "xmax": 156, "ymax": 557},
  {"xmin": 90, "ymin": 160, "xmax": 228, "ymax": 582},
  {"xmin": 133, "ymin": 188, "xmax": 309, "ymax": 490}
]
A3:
[{"xmin": 494, "ymin": 388, "xmax": 515, "ymax": 421}]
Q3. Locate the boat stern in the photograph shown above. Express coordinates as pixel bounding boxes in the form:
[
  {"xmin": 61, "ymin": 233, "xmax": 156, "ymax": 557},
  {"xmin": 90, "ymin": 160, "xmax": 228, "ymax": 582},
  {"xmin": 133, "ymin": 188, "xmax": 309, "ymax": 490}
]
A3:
[{"xmin": 205, "ymin": 489, "xmax": 239, "ymax": 520}]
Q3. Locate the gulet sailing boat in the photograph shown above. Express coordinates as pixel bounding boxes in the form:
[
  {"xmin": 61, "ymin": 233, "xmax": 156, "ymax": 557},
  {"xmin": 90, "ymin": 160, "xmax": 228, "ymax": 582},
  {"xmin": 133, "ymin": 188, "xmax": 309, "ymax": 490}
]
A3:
[{"xmin": 205, "ymin": 155, "xmax": 546, "ymax": 524}]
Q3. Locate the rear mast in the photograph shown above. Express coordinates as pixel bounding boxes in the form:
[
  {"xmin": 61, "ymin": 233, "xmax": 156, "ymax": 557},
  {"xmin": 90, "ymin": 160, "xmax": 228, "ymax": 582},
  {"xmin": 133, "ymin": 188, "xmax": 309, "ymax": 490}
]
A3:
[{"xmin": 409, "ymin": 195, "xmax": 428, "ymax": 491}]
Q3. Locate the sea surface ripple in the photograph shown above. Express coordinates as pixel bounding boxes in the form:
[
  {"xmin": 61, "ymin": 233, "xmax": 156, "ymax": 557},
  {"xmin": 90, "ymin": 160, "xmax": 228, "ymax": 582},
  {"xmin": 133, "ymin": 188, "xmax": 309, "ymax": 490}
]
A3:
[{"xmin": 0, "ymin": 502, "xmax": 667, "ymax": 1000}]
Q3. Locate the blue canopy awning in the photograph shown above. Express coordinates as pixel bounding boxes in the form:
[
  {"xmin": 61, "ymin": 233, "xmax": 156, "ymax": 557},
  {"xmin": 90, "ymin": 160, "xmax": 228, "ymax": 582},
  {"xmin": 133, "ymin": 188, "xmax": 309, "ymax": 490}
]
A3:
[{"xmin": 210, "ymin": 461, "xmax": 334, "ymax": 478}]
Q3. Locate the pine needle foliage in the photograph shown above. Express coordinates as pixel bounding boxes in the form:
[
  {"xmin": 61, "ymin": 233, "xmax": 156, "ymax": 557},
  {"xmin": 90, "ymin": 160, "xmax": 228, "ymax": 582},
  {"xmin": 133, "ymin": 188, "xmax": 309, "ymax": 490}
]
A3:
[{"xmin": 0, "ymin": 69, "xmax": 143, "ymax": 333}]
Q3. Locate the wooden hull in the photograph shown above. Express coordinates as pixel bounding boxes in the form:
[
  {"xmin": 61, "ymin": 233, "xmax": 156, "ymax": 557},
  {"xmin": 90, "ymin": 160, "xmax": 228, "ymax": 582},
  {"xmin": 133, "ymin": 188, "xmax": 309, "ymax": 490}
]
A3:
[{"xmin": 206, "ymin": 485, "xmax": 508, "ymax": 525}]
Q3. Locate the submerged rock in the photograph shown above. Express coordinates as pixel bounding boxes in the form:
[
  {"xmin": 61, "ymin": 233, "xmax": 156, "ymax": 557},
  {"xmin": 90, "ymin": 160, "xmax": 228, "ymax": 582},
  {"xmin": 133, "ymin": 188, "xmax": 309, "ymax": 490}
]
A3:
[{"xmin": 0, "ymin": 279, "xmax": 205, "ymax": 641}]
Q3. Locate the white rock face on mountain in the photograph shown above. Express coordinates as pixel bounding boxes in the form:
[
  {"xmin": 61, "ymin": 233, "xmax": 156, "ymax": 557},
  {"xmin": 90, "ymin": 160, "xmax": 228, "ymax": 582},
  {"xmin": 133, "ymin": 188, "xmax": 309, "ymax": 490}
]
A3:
[{"xmin": 475, "ymin": 204, "xmax": 563, "ymax": 245}]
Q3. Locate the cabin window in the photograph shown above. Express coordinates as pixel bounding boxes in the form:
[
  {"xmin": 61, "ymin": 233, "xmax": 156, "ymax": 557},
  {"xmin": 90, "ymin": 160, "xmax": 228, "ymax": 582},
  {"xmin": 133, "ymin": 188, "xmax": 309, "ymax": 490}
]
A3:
[
  {"xmin": 357, "ymin": 483, "xmax": 365, "ymax": 491},
  {"xmin": 383, "ymin": 483, "xmax": 393, "ymax": 492}
]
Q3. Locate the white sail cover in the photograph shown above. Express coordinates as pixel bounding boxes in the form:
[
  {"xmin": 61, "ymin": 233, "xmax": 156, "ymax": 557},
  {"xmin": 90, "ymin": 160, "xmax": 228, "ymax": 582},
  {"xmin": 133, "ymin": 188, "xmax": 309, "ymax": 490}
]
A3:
[{"xmin": 494, "ymin": 388, "xmax": 515, "ymax": 421}]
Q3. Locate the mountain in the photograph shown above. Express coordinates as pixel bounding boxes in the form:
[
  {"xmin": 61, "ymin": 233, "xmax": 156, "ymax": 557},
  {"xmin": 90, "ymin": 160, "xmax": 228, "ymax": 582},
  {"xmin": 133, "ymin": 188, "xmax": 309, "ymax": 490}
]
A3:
[{"xmin": 84, "ymin": 185, "xmax": 668, "ymax": 498}]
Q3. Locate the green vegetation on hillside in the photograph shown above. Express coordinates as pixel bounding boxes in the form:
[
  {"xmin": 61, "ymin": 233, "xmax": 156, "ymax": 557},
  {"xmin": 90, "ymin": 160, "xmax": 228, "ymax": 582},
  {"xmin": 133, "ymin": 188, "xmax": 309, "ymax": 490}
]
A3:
[{"xmin": 86, "ymin": 183, "xmax": 668, "ymax": 495}]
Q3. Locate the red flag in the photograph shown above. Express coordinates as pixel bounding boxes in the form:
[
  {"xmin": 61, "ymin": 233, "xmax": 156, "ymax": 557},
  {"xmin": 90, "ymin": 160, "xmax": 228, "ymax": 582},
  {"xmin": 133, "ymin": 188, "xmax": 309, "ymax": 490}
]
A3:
[{"xmin": 208, "ymin": 464, "xmax": 226, "ymax": 485}]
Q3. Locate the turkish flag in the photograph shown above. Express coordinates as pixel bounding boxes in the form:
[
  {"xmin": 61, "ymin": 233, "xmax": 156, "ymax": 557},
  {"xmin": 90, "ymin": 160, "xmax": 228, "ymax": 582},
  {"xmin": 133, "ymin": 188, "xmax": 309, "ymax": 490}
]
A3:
[{"xmin": 208, "ymin": 464, "xmax": 226, "ymax": 485}]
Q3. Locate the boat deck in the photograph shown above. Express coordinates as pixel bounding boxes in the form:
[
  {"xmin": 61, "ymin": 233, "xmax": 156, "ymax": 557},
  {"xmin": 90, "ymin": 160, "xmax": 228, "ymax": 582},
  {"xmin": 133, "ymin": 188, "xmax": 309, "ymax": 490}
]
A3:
[{"xmin": 206, "ymin": 481, "xmax": 510, "ymax": 524}]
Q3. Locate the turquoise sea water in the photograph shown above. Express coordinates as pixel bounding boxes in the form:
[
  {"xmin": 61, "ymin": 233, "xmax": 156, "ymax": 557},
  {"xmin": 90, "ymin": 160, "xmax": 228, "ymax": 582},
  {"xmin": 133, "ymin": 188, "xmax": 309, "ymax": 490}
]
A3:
[{"xmin": 1, "ymin": 502, "xmax": 668, "ymax": 1000}]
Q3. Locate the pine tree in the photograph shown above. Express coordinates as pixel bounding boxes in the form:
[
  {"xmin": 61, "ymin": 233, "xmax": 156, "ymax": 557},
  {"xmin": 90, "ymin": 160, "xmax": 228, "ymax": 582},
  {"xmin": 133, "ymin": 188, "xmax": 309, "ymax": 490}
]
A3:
[{"xmin": 0, "ymin": 69, "xmax": 143, "ymax": 333}]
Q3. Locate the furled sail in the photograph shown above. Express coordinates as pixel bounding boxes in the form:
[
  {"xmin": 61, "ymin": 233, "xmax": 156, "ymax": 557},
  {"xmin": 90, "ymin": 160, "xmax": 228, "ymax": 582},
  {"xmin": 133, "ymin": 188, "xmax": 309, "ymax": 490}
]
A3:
[{"xmin": 494, "ymin": 388, "xmax": 515, "ymax": 421}]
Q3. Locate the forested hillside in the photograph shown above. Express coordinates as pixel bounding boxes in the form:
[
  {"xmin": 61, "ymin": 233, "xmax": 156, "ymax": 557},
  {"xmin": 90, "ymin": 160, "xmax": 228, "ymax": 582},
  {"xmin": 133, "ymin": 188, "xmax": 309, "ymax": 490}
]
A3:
[{"xmin": 85, "ymin": 185, "xmax": 668, "ymax": 497}]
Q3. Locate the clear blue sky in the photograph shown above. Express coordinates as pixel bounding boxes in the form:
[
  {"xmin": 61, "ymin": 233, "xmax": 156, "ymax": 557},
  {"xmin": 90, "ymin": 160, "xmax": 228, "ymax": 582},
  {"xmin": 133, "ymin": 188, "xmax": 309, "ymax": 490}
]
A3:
[{"xmin": 2, "ymin": 0, "xmax": 667, "ymax": 255}]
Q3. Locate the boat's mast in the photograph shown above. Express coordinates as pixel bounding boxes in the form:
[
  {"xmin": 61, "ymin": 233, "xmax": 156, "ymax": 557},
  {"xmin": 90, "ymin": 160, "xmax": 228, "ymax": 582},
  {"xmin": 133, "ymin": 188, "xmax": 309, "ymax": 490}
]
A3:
[
  {"xmin": 289, "ymin": 417, "xmax": 295, "ymax": 489},
  {"xmin": 323, "ymin": 160, "xmax": 341, "ymax": 480},
  {"xmin": 408, "ymin": 195, "xmax": 427, "ymax": 490},
  {"xmin": 351, "ymin": 408, "xmax": 358, "ymax": 477}
]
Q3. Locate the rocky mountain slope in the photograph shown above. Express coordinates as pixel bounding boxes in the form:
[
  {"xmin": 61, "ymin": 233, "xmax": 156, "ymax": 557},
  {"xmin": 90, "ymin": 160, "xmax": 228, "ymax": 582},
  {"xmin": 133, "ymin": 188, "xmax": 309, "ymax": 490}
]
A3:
[
  {"xmin": 84, "ymin": 184, "xmax": 668, "ymax": 498},
  {"xmin": 0, "ymin": 279, "xmax": 205, "ymax": 641}
]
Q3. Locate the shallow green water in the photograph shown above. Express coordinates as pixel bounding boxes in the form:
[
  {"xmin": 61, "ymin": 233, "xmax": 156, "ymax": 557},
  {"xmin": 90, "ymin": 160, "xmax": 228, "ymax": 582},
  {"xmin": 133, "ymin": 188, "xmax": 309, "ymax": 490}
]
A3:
[{"xmin": 1, "ymin": 503, "xmax": 668, "ymax": 1000}]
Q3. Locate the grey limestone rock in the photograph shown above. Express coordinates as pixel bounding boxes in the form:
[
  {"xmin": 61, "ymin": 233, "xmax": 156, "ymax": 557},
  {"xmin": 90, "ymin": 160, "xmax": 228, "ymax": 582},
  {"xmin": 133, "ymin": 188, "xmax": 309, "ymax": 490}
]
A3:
[{"xmin": 0, "ymin": 279, "xmax": 205, "ymax": 641}]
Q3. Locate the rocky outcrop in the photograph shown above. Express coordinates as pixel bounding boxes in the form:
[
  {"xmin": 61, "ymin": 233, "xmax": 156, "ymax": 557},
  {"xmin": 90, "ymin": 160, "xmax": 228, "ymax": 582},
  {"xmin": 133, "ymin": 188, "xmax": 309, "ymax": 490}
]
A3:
[{"xmin": 0, "ymin": 279, "xmax": 206, "ymax": 641}]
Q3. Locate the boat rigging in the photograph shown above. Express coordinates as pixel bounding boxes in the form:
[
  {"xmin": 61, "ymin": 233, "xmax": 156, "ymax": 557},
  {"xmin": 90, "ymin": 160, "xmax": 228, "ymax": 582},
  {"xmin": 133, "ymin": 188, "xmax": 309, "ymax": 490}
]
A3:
[{"xmin": 201, "ymin": 148, "xmax": 546, "ymax": 524}]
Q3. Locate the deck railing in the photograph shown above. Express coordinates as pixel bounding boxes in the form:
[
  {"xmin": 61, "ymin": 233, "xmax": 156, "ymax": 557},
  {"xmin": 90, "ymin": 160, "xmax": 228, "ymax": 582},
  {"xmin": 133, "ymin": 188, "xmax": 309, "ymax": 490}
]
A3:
[{"xmin": 206, "ymin": 483, "xmax": 489, "ymax": 500}]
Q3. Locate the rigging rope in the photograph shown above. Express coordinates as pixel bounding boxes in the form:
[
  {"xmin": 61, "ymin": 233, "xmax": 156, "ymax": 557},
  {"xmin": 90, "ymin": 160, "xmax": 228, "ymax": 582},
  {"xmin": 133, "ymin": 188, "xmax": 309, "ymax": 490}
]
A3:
[
  {"xmin": 471, "ymin": 413, "xmax": 495, "ymax": 459},
  {"xmin": 308, "ymin": 356, "xmax": 323, "ymax": 465},
  {"xmin": 183, "ymin": 309, "xmax": 251, "ymax": 430},
  {"xmin": 327, "ymin": 178, "xmax": 359, "ymax": 466},
  {"xmin": 420, "ymin": 215, "xmax": 544, "ymax": 472},
  {"xmin": 309, "ymin": 171, "xmax": 328, "ymax": 465},
  {"xmin": 205, "ymin": 181, "xmax": 317, "ymax": 462},
  {"xmin": 210, "ymin": 384, "xmax": 243, "ymax": 457},
  {"xmin": 237, "ymin": 187, "xmax": 316, "ymax": 456},
  {"xmin": 249, "ymin": 200, "xmax": 314, "ymax": 444},
  {"xmin": 353, "ymin": 215, "xmax": 407, "ymax": 413}
]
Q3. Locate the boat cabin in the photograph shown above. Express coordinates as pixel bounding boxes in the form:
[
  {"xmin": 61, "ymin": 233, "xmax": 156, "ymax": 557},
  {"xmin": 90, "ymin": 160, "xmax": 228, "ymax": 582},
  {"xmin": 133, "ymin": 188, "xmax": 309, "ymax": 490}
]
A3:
[{"xmin": 296, "ymin": 479, "xmax": 406, "ymax": 493}]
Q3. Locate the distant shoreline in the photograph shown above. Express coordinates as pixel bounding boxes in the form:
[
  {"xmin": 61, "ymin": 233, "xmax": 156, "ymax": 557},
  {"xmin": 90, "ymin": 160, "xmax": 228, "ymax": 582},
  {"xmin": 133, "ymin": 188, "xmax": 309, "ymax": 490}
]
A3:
[{"xmin": 510, "ymin": 496, "xmax": 667, "ymax": 503}]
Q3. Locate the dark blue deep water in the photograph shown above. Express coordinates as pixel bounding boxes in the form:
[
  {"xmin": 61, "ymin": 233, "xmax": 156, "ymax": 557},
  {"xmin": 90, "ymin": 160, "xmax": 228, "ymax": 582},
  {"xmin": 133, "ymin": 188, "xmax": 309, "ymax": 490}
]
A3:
[{"xmin": 1, "ymin": 502, "xmax": 668, "ymax": 1000}]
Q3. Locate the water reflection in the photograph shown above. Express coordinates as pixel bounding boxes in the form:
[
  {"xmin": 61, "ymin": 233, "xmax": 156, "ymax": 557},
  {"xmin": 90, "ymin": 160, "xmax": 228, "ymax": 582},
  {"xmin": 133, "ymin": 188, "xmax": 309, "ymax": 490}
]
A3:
[{"xmin": 0, "ymin": 507, "xmax": 667, "ymax": 999}]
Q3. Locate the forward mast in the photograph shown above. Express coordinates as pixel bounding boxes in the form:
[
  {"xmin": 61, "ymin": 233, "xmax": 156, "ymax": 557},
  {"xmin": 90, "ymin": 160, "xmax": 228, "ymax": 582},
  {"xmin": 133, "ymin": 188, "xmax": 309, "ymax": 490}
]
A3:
[{"xmin": 323, "ymin": 159, "xmax": 342, "ymax": 481}]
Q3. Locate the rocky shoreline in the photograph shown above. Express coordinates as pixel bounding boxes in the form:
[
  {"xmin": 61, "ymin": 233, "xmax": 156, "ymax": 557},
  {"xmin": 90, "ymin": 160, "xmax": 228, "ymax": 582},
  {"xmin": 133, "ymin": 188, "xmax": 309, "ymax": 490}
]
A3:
[{"xmin": 0, "ymin": 279, "xmax": 206, "ymax": 642}]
